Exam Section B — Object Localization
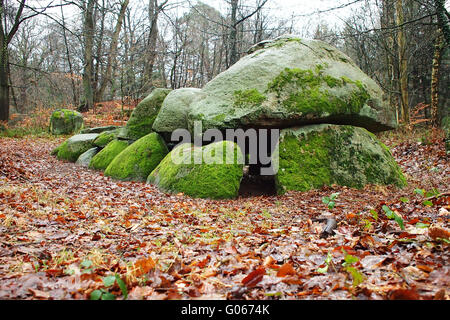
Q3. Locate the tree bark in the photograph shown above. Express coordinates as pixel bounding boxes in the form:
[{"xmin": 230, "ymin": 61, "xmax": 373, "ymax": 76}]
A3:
[
  {"xmin": 396, "ymin": 0, "xmax": 409, "ymax": 126},
  {"xmin": 431, "ymin": 35, "xmax": 443, "ymax": 127},
  {"xmin": 0, "ymin": 44, "xmax": 9, "ymax": 122},
  {"xmin": 95, "ymin": 0, "xmax": 129, "ymax": 102},
  {"xmin": 79, "ymin": 0, "xmax": 96, "ymax": 112},
  {"xmin": 434, "ymin": 0, "xmax": 450, "ymax": 46},
  {"xmin": 143, "ymin": 0, "xmax": 167, "ymax": 92},
  {"xmin": 228, "ymin": 0, "xmax": 239, "ymax": 67}
]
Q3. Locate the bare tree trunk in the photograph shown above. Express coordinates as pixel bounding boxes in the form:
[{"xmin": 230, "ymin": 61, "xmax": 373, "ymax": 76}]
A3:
[
  {"xmin": 228, "ymin": 0, "xmax": 239, "ymax": 67},
  {"xmin": 431, "ymin": 35, "xmax": 443, "ymax": 127},
  {"xmin": 80, "ymin": 0, "xmax": 96, "ymax": 112},
  {"xmin": 61, "ymin": 2, "xmax": 78, "ymax": 107},
  {"xmin": 95, "ymin": 0, "xmax": 129, "ymax": 102},
  {"xmin": 434, "ymin": 0, "xmax": 450, "ymax": 46},
  {"xmin": 0, "ymin": 44, "xmax": 9, "ymax": 121},
  {"xmin": 143, "ymin": 0, "xmax": 168, "ymax": 92},
  {"xmin": 396, "ymin": 0, "xmax": 409, "ymax": 126},
  {"xmin": 0, "ymin": 0, "xmax": 28, "ymax": 121},
  {"xmin": 381, "ymin": 0, "xmax": 397, "ymax": 123}
]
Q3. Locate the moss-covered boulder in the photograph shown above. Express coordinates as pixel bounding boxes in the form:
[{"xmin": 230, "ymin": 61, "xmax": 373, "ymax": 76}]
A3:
[
  {"xmin": 89, "ymin": 139, "xmax": 129, "ymax": 171},
  {"xmin": 152, "ymin": 88, "xmax": 202, "ymax": 134},
  {"xmin": 118, "ymin": 88, "xmax": 171, "ymax": 140},
  {"xmin": 148, "ymin": 141, "xmax": 244, "ymax": 199},
  {"xmin": 93, "ymin": 129, "xmax": 121, "ymax": 148},
  {"xmin": 104, "ymin": 133, "xmax": 168, "ymax": 181},
  {"xmin": 76, "ymin": 147, "xmax": 99, "ymax": 167},
  {"xmin": 80, "ymin": 125, "xmax": 119, "ymax": 134},
  {"xmin": 274, "ymin": 124, "xmax": 406, "ymax": 194},
  {"xmin": 56, "ymin": 133, "xmax": 99, "ymax": 162},
  {"xmin": 50, "ymin": 109, "xmax": 84, "ymax": 135},
  {"xmin": 188, "ymin": 35, "xmax": 396, "ymax": 134}
]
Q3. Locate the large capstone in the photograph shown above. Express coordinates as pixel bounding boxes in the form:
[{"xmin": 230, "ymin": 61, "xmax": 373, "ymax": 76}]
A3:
[
  {"xmin": 118, "ymin": 88, "xmax": 171, "ymax": 140},
  {"xmin": 152, "ymin": 88, "xmax": 203, "ymax": 135},
  {"xmin": 50, "ymin": 109, "xmax": 84, "ymax": 135},
  {"xmin": 188, "ymin": 35, "xmax": 396, "ymax": 134},
  {"xmin": 273, "ymin": 124, "xmax": 406, "ymax": 194},
  {"xmin": 56, "ymin": 133, "xmax": 99, "ymax": 162},
  {"xmin": 104, "ymin": 132, "xmax": 168, "ymax": 181},
  {"xmin": 147, "ymin": 141, "xmax": 244, "ymax": 199}
]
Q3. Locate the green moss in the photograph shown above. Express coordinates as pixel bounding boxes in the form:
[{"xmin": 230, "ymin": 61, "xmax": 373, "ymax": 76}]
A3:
[
  {"xmin": 148, "ymin": 141, "xmax": 244, "ymax": 199},
  {"xmin": 55, "ymin": 133, "xmax": 98, "ymax": 162},
  {"xmin": 213, "ymin": 114, "xmax": 227, "ymax": 122},
  {"xmin": 50, "ymin": 109, "xmax": 84, "ymax": 135},
  {"xmin": 55, "ymin": 141, "xmax": 71, "ymax": 160},
  {"xmin": 123, "ymin": 88, "xmax": 171, "ymax": 140},
  {"xmin": 104, "ymin": 133, "xmax": 168, "ymax": 181},
  {"xmin": 268, "ymin": 37, "xmax": 302, "ymax": 49},
  {"xmin": 93, "ymin": 130, "xmax": 118, "ymax": 148},
  {"xmin": 89, "ymin": 139, "xmax": 129, "ymax": 171},
  {"xmin": 276, "ymin": 125, "xmax": 407, "ymax": 194},
  {"xmin": 276, "ymin": 131, "xmax": 333, "ymax": 193},
  {"xmin": 266, "ymin": 67, "xmax": 370, "ymax": 116},
  {"xmin": 233, "ymin": 89, "xmax": 266, "ymax": 108}
]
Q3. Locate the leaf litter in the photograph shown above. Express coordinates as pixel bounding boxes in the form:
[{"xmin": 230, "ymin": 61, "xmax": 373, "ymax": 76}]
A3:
[{"xmin": 0, "ymin": 135, "xmax": 448, "ymax": 300}]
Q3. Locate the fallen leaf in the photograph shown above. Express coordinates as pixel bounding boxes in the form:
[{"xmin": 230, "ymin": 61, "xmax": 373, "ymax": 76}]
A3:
[{"xmin": 242, "ymin": 267, "xmax": 265, "ymax": 287}]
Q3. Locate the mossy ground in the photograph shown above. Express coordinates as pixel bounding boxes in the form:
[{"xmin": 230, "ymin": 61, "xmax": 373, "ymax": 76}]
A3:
[
  {"xmin": 104, "ymin": 133, "xmax": 168, "ymax": 181},
  {"xmin": 275, "ymin": 125, "xmax": 407, "ymax": 193},
  {"xmin": 148, "ymin": 141, "xmax": 244, "ymax": 199},
  {"xmin": 89, "ymin": 139, "xmax": 129, "ymax": 171}
]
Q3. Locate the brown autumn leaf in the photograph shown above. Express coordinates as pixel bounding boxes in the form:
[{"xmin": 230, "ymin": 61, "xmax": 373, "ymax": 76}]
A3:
[
  {"xmin": 428, "ymin": 225, "xmax": 450, "ymax": 241},
  {"xmin": 389, "ymin": 288, "xmax": 421, "ymax": 300},
  {"xmin": 242, "ymin": 267, "xmax": 265, "ymax": 287},
  {"xmin": 133, "ymin": 256, "xmax": 156, "ymax": 277},
  {"xmin": 28, "ymin": 288, "xmax": 50, "ymax": 299},
  {"xmin": 277, "ymin": 263, "xmax": 296, "ymax": 277}
]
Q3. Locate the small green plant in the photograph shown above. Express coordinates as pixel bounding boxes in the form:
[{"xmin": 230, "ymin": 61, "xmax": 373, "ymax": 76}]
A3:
[
  {"xmin": 382, "ymin": 205, "xmax": 405, "ymax": 230},
  {"xmin": 317, "ymin": 251, "xmax": 333, "ymax": 274},
  {"xmin": 90, "ymin": 274, "xmax": 128, "ymax": 300},
  {"xmin": 370, "ymin": 209, "xmax": 378, "ymax": 220},
  {"xmin": 399, "ymin": 197, "xmax": 409, "ymax": 203},
  {"xmin": 341, "ymin": 250, "xmax": 364, "ymax": 287},
  {"xmin": 80, "ymin": 259, "xmax": 94, "ymax": 274},
  {"xmin": 261, "ymin": 209, "xmax": 272, "ymax": 219},
  {"xmin": 322, "ymin": 192, "xmax": 340, "ymax": 210}
]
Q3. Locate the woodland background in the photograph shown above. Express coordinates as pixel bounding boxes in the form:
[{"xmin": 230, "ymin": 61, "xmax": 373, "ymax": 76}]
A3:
[{"xmin": 0, "ymin": 0, "xmax": 449, "ymax": 128}]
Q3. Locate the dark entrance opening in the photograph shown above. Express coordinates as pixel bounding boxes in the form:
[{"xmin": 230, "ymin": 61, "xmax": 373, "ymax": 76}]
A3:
[
  {"xmin": 233, "ymin": 128, "xmax": 278, "ymax": 197},
  {"xmin": 238, "ymin": 166, "xmax": 277, "ymax": 197}
]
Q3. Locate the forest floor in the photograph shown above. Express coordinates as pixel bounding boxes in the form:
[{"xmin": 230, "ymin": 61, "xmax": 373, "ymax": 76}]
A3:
[{"xmin": 0, "ymin": 130, "xmax": 448, "ymax": 300}]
